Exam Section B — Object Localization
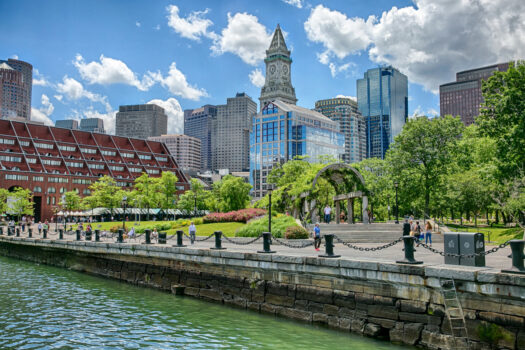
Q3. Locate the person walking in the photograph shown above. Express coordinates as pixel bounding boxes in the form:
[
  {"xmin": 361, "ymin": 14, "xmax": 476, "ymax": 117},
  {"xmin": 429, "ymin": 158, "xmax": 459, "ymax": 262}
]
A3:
[
  {"xmin": 414, "ymin": 221, "xmax": 422, "ymax": 241},
  {"xmin": 425, "ymin": 221, "xmax": 433, "ymax": 246},
  {"xmin": 188, "ymin": 221, "xmax": 196, "ymax": 245},
  {"xmin": 313, "ymin": 224, "xmax": 321, "ymax": 251},
  {"xmin": 37, "ymin": 221, "xmax": 43, "ymax": 234},
  {"xmin": 324, "ymin": 205, "xmax": 331, "ymax": 224}
]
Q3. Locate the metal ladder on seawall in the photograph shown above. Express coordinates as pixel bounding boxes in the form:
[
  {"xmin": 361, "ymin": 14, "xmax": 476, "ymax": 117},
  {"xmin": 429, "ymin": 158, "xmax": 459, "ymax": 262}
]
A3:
[{"xmin": 440, "ymin": 279, "xmax": 470, "ymax": 350}]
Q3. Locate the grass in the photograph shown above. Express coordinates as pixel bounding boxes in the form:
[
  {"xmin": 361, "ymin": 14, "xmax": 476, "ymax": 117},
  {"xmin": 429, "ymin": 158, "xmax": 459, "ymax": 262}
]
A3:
[
  {"xmin": 444, "ymin": 223, "xmax": 523, "ymax": 244},
  {"xmin": 65, "ymin": 220, "xmax": 246, "ymax": 237},
  {"xmin": 236, "ymin": 215, "xmax": 299, "ymax": 238},
  {"xmin": 167, "ymin": 222, "xmax": 245, "ymax": 237}
]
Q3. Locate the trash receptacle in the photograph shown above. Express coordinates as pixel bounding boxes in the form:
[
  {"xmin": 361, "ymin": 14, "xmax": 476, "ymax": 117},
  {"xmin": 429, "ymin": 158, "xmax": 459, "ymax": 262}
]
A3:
[
  {"xmin": 459, "ymin": 232, "xmax": 485, "ymax": 267},
  {"xmin": 444, "ymin": 233, "xmax": 460, "ymax": 265},
  {"xmin": 158, "ymin": 232, "xmax": 166, "ymax": 244}
]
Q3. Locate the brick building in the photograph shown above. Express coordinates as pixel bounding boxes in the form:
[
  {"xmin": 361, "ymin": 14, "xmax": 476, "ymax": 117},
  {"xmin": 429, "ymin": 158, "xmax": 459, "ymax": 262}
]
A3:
[{"xmin": 0, "ymin": 120, "xmax": 189, "ymax": 221}]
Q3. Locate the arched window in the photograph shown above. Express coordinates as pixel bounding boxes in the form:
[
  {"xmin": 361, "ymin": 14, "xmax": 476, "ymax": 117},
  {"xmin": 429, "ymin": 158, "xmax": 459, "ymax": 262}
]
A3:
[
  {"xmin": 60, "ymin": 187, "xmax": 67, "ymax": 194},
  {"xmin": 47, "ymin": 187, "xmax": 56, "ymax": 193},
  {"xmin": 33, "ymin": 186, "xmax": 42, "ymax": 193}
]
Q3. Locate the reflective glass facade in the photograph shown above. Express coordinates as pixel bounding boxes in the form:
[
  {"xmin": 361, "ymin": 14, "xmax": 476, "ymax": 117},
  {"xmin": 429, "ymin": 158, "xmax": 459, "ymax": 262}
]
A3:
[
  {"xmin": 357, "ymin": 66, "xmax": 408, "ymax": 159},
  {"xmin": 250, "ymin": 101, "xmax": 344, "ymax": 198}
]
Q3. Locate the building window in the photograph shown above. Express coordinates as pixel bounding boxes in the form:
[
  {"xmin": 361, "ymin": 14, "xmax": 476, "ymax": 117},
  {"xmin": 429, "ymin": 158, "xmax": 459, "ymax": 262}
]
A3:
[
  {"xmin": 80, "ymin": 147, "xmax": 97, "ymax": 154},
  {"xmin": 156, "ymin": 156, "xmax": 168, "ymax": 162},
  {"xmin": 5, "ymin": 174, "xmax": 28, "ymax": 181},
  {"xmin": 33, "ymin": 186, "xmax": 42, "ymax": 193},
  {"xmin": 88, "ymin": 163, "xmax": 104, "ymax": 169},
  {"xmin": 0, "ymin": 138, "xmax": 15, "ymax": 145},
  {"xmin": 19, "ymin": 141, "xmax": 30, "ymax": 147},
  {"xmin": 101, "ymin": 150, "xmax": 116, "ymax": 156},
  {"xmin": 47, "ymin": 187, "xmax": 56, "ymax": 193},
  {"xmin": 26, "ymin": 158, "xmax": 37, "ymax": 164},
  {"xmin": 41, "ymin": 159, "xmax": 61, "ymax": 166},
  {"xmin": 0, "ymin": 155, "xmax": 22, "ymax": 162},
  {"xmin": 60, "ymin": 187, "xmax": 67, "ymax": 194},
  {"xmin": 66, "ymin": 162, "xmax": 83, "ymax": 168},
  {"xmin": 83, "ymin": 189, "xmax": 91, "ymax": 195},
  {"xmin": 121, "ymin": 152, "xmax": 134, "ymax": 158},
  {"xmin": 146, "ymin": 169, "xmax": 159, "ymax": 174},
  {"xmin": 129, "ymin": 167, "xmax": 142, "ymax": 172},
  {"xmin": 34, "ymin": 142, "xmax": 54, "ymax": 149},
  {"xmin": 58, "ymin": 145, "xmax": 76, "ymax": 152},
  {"xmin": 109, "ymin": 165, "xmax": 124, "ymax": 171},
  {"xmin": 72, "ymin": 178, "xmax": 91, "ymax": 184},
  {"xmin": 48, "ymin": 177, "xmax": 68, "ymax": 183},
  {"xmin": 33, "ymin": 176, "xmax": 44, "ymax": 182},
  {"xmin": 138, "ymin": 154, "xmax": 151, "ymax": 160}
]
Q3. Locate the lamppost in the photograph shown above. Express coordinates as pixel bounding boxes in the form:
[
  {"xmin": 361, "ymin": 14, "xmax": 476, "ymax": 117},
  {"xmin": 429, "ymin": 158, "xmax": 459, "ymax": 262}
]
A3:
[
  {"xmin": 193, "ymin": 193, "xmax": 197, "ymax": 218},
  {"xmin": 61, "ymin": 194, "xmax": 66, "ymax": 230},
  {"xmin": 394, "ymin": 181, "xmax": 399, "ymax": 224},
  {"xmin": 268, "ymin": 186, "xmax": 273, "ymax": 233},
  {"xmin": 122, "ymin": 196, "xmax": 127, "ymax": 231}
]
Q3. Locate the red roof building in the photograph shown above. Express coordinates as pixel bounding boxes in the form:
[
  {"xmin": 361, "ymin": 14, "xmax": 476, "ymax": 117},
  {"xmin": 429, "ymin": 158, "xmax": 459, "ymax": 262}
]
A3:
[{"xmin": 0, "ymin": 120, "xmax": 189, "ymax": 221}]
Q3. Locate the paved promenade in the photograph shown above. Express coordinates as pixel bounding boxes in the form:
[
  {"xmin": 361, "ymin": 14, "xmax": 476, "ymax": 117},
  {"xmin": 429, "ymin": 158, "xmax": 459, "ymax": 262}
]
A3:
[{"xmin": 5, "ymin": 227, "xmax": 515, "ymax": 270}]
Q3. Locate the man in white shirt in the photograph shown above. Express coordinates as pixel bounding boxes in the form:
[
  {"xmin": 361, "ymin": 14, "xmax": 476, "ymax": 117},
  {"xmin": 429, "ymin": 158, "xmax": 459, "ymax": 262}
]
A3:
[{"xmin": 324, "ymin": 205, "xmax": 332, "ymax": 224}]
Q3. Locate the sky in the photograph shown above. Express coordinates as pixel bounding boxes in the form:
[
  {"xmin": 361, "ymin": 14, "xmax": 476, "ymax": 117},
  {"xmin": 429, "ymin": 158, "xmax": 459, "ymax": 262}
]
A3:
[{"xmin": 1, "ymin": 0, "xmax": 524, "ymax": 135}]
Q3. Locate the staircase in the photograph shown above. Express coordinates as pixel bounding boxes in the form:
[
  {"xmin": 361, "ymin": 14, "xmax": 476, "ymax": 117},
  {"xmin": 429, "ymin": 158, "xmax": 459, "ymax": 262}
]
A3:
[
  {"xmin": 308, "ymin": 222, "xmax": 444, "ymax": 243},
  {"xmin": 440, "ymin": 279, "xmax": 470, "ymax": 349}
]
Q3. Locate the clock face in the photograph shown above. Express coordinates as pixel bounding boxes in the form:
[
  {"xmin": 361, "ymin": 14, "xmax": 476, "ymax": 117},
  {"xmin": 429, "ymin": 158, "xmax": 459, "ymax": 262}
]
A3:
[{"xmin": 269, "ymin": 65, "xmax": 276, "ymax": 74}]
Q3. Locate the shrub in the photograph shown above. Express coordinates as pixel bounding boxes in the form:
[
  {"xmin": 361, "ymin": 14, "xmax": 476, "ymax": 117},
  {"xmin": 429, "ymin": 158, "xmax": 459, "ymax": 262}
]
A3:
[
  {"xmin": 203, "ymin": 208, "xmax": 267, "ymax": 224},
  {"xmin": 477, "ymin": 322, "xmax": 509, "ymax": 347},
  {"xmin": 109, "ymin": 225, "xmax": 123, "ymax": 233},
  {"xmin": 236, "ymin": 215, "xmax": 298, "ymax": 238},
  {"xmin": 284, "ymin": 226, "xmax": 309, "ymax": 239}
]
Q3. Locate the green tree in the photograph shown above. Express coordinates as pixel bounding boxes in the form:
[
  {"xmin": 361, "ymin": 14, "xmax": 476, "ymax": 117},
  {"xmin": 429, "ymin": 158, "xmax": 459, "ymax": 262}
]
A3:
[
  {"xmin": 216, "ymin": 175, "xmax": 252, "ymax": 212},
  {"xmin": 177, "ymin": 178, "xmax": 208, "ymax": 215},
  {"xmin": 0, "ymin": 188, "xmax": 9, "ymax": 215},
  {"xmin": 60, "ymin": 190, "xmax": 82, "ymax": 211},
  {"xmin": 134, "ymin": 173, "xmax": 160, "ymax": 220},
  {"xmin": 386, "ymin": 115, "xmax": 464, "ymax": 218},
  {"xmin": 10, "ymin": 187, "xmax": 34, "ymax": 221},
  {"xmin": 354, "ymin": 158, "xmax": 393, "ymax": 220},
  {"xmin": 88, "ymin": 175, "xmax": 124, "ymax": 217},
  {"xmin": 477, "ymin": 61, "xmax": 525, "ymax": 180},
  {"xmin": 156, "ymin": 171, "xmax": 178, "ymax": 210}
]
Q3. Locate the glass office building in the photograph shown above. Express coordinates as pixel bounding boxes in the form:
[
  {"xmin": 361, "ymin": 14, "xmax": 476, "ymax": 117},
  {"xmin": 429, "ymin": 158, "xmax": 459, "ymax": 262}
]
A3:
[
  {"xmin": 250, "ymin": 100, "xmax": 344, "ymax": 198},
  {"xmin": 357, "ymin": 66, "xmax": 408, "ymax": 159}
]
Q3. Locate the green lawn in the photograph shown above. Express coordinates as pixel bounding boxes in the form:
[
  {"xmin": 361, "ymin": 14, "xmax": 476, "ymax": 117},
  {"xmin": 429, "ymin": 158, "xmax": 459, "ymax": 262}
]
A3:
[
  {"xmin": 65, "ymin": 220, "xmax": 246, "ymax": 237},
  {"xmin": 445, "ymin": 223, "xmax": 523, "ymax": 244},
  {"xmin": 167, "ymin": 222, "xmax": 246, "ymax": 237}
]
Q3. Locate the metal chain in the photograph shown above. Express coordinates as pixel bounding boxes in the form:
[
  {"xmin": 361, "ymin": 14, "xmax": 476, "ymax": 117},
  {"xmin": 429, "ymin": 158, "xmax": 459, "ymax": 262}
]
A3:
[
  {"xmin": 333, "ymin": 235, "xmax": 403, "ymax": 252},
  {"xmin": 271, "ymin": 235, "xmax": 315, "ymax": 248},
  {"xmin": 183, "ymin": 232, "xmax": 215, "ymax": 242},
  {"xmin": 222, "ymin": 234, "xmax": 263, "ymax": 245},
  {"xmin": 416, "ymin": 240, "xmax": 511, "ymax": 258}
]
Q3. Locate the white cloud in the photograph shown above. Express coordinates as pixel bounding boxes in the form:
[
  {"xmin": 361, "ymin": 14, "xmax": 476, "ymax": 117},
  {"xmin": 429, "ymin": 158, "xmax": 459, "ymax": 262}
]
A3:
[
  {"xmin": 328, "ymin": 61, "xmax": 355, "ymax": 77},
  {"xmin": 147, "ymin": 98, "xmax": 184, "ymax": 134},
  {"xmin": 54, "ymin": 95, "xmax": 63, "ymax": 102},
  {"xmin": 283, "ymin": 0, "xmax": 303, "ymax": 9},
  {"xmin": 56, "ymin": 76, "xmax": 112, "ymax": 112},
  {"xmin": 410, "ymin": 106, "xmax": 438, "ymax": 119},
  {"xmin": 249, "ymin": 68, "xmax": 265, "ymax": 88},
  {"xmin": 211, "ymin": 12, "xmax": 272, "ymax": 65},
  {"xmin": 135, "ymin": 21, "xmax": 141, "ymax": 27},
  {"xmin": 304, "ymin": 1, "xmax": 525, "ymax": 92},
  {"xmin": 154, "ymin": 24, "xmax": 161, "ymax": 31},
  {"xmin": 335, "ymin": 94, "xmax": 356, "ymax": 102},
  {"xmin": 166, "ymin": 5, "xmax": 216, "ymax": 41},
  {"xmin": 31, "ymin": 94, "xmax": 54, "ymax": 126},
  {"xmin": 81, "ymin": 109, "xmax": 117, "ymax": 135},
  {"xmin": 74, "ymin": 54, "xmax": 155, "ymax": 91},
  {"xmin": 10, "ymin": 54, "xmax": 18, "ymax": 59},
  {"xmin": 33, "ymin": 69, "xmax": 49, "ymax": 86},
  {"xmin": 150, "ymin": 62, "xmax": 207, "ymax": 100}
]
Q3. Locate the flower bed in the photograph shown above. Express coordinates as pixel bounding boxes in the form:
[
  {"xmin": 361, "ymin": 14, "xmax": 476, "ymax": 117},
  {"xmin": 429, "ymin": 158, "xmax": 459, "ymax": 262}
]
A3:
[{"xmin": 203, "ymin": 208, "xmax": 267, "ymax": 224}]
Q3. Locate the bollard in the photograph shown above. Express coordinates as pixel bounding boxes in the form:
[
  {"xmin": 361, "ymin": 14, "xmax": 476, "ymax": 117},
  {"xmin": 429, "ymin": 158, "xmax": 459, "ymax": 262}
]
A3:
[
  {"xmin": 144, "ymin": 229, "xmax": 151, "ymax": 244},
  {"xmin": 95, "ymin": 229, "xmax": 100, "ymax": 242},
  {"xmin": 0, "ymin": 226, "xmax": 3, "ymax": 235},
  {"xmin": 501, "ymin": 240, "xmax": 525, "ymax": 275},
  {"xmin": 28, "ymin": 227, "xmax": 32, "ymax": 238},
  {"xmin": 58, "ymin": 228, "xmax": 63, "ymax": 240},
  {"xmin": 257, "ymin": 232, "xmax": 275, "ymax": 253},
  {"xmin": 76, "ymin": 229, "xmax": 81, "ymax": 241},
  {"xmin": 158, "ymin": 232, "xmax": 167, "ymax": 244},
  {"xmin": 319, "ymin": 234, "xmax": 340, "ymax": 258},
  {"xmin": 85, "ymin": 230, "xmax": 92, "ymax": 241},
  {"xmin": 43, "ymin": 228, "xmax": 47, "ymax": 239},
  {"xmin": 7, "ymin": 227, "xmax": 12, "ymax": 236},
  {"xmin": 16, "ymin": 227, "xmax": 20, "ymax": 237},
  {"xmin": 117, "ymin": 229, "xmax": 124, "ymax": 243},
  {"xmin": 396, "ymin": 236, "xmax": 423, "ymax": 264},
  {"xmin": 173, "ymin": 230, "xmax": 186, "ymax": 247},
  {"xmin": 210, "ymin": 231, "xmax": 226, "ymax": 250}
]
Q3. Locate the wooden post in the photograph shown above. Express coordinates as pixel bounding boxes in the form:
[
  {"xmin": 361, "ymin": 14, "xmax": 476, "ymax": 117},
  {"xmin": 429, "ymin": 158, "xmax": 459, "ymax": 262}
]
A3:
[
  {"xmin": 348, "ymin": 198, "xmax": 354, "ymax": 224},
  {"xmin": 335, "ymin": 201, "xmax": 340, "ymax": 224}
]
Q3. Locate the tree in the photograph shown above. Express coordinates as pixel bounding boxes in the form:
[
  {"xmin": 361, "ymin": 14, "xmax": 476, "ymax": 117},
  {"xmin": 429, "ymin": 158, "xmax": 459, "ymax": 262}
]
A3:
[
  {"xmin": 88, "ymin": 175, "xmax": 124, "ymax": 217},
  {"xmin": 477, "ymin": 61, "xmax": 525, "ymax": 180},
  {"xmin": 354, "ymin": 158, "xmax": 393, "ymax": 220},
  {"xmin": 60, "ymin": 190, "xmax": 82, "ymax": 211},
  {"xmin": 216, "ymin": 175, "xmax": 252, "ymax": 212},
  {"xmin": 0, "ymin": 188, "xmax": 9, "ymax": 215},
  {"xmin": 10, "ymin": 187, "xmax": 34, "ymax": 221},
  {"xmin": 386, "ymin": 115, "xmax": 464, "ymax": 218},
  {"xmin": 156, "ymin": 171, "xmax": 178, "ymax": 210},
  {"xmin": 133, "ymin": 173, "xmax": 160, "ymax": 220},
  {"xmin": 177, "ymin": 178, "xmax": 209, "ymax": 215}
]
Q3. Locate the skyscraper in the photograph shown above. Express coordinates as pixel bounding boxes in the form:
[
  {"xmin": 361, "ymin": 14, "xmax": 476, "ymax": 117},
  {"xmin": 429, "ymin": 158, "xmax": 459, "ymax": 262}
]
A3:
[
  {"xmin": 315, "ymin": 97, "xmax": 366, "ymax": 164},
  {"xmin": 259, "ymin": 24, "xmax": 297, "ymax": 109},
  {"xmin": 184, "ymin": 105, "xmax": 217, "ymax": 171},
  {"xmin": 439, "ymin": 62, "xmax": 511, "ymax": 125},
  {"xmin": 80, "ymin": 118, "xmax": 105, "ymax": 133},
  {"xmin": 0, "ymin": 59, "xmax": 32, "ymax": 120},
  {"xmin": 357, "ymin": 66, "xmax": 408, "ymax": 159},
  {"xmin": 250, "ymin": 101, "xmax": 344, "ymax": 198},
  {"xmin": 213, "ymin": 93, "xmax": 257, "ymax": 172},
  {"xmin": 55, "ymin": 119, "xmax": 79, "ymax": 129},
  {"xmin": 116, "ymin": 104, "xmax": 167, "ymax": 139},
  {"xmin": 148, "ymin": 134, "xmax": 201, "ymax": 173}
]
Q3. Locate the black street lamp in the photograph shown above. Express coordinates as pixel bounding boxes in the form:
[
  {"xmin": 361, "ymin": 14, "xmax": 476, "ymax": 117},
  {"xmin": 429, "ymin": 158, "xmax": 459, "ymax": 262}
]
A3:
[
  {"xmin": 268, "ymin": 186, "xmax": 274, "ymax": 233},
  {"xmin": 122, "ymin": 196, "xmax": 127, "ymax": 231},
  {"xmin": 394, "ymin": 181, "xmax": 399, "ymax": 224},
  {"xmin": 193, "ymin": 193, "xmax": 197, "ymax": 218}
]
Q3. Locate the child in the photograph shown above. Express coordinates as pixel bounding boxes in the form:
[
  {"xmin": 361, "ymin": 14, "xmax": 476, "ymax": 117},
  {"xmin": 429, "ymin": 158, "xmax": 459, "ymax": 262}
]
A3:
[{"xmin": 313, "ymin": 224, "xmax": 321, "ymax": 251}]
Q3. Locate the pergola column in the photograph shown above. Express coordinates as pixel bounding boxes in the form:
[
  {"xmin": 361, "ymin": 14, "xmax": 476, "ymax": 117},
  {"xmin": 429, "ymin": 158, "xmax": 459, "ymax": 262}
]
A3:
[
  {"xmin": 335, "ymin": 201, "xmax": 340, "ymax": 224},
  {"xmin": 348, "ymin": 198, "xmax": 354, "ymax": 224},
  {"xmin": 362, "ymin": 196, "xmax": 369, "ymax": 225}
]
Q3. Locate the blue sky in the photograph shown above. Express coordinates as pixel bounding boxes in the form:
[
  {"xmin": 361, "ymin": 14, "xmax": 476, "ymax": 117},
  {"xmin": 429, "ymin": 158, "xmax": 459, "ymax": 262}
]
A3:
[{"xmin": 1, "ymin": 0, "xmax": 523, "ymax": 134}]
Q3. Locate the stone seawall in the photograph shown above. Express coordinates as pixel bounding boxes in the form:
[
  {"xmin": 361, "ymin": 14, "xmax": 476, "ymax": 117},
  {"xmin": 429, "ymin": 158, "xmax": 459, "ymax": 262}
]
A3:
[{"xmin": 1, "ymin": 236, "xmax": 524, "ymax": 349}]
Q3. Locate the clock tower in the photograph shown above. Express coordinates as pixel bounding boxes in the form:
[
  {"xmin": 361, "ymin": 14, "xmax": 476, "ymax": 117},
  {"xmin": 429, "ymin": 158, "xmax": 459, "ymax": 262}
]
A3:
[{"xmin": 259, "ymin": 24, "xmax": 297, "ymax": 110}]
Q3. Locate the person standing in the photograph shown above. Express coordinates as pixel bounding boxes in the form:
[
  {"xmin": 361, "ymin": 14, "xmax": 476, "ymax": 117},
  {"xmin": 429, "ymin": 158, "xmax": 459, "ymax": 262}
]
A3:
[
  {"xmin": 414, "ymin": 221, "xmax": 422, "ymax": 241},
  {"xmin": 188, "ymin": 221, "xmax": 196, "ymax": 245},
  {"xmin": 37, "ymin": 221, "xmax": 43, "ymax": 234},
  {"xmin": 313, "ymin": 223, "xmax": 321, "ymax": 251},
  {"xmin": 425, "ymin": 221, "xmax": 433, "ymax": 246},
  {"xmin": 324, "ymin": 205, "xmax": 331, "ymax": 224}
]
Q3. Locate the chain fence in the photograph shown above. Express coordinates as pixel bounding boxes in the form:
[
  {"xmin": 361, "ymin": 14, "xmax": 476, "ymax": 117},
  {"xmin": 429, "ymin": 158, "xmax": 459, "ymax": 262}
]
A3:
[
  {"xmin": 271, "ymin": 235, "xmax": 314, "ymax": 248},
  {"xmin": 222, "ymin": 234, "xmax": 263, "ymax": 245},
  {"xmin": 416, "ymin": 240, "xmax": 511, "ymax": 258},
  {"xmin": 333, "ymin": 235, "xmax": 403, "ymax": 252}
]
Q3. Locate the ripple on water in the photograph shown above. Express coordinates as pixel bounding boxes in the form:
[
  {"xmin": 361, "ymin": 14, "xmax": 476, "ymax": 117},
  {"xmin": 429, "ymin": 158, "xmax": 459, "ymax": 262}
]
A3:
[{"xmin": 0, "ymin": 256, "xmax": 411, "ymax": 350}]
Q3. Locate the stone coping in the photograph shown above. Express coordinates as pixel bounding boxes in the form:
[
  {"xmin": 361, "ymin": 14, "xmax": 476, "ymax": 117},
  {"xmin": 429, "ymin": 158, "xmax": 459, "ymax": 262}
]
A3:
[{"xmin": 1, "ymin": 236, "xmax": 524, "ymax": 292}]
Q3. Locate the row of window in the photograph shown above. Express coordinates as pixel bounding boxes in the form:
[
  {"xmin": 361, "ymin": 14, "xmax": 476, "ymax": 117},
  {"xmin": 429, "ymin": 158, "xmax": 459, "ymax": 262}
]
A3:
[{"xmin": 0, "ymin": 155, "xmax": 21, "ymax": 162}]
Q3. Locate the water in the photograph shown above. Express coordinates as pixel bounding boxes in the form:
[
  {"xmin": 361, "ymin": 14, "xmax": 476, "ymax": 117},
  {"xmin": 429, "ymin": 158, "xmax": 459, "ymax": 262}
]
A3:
[{"xmin": 0, "ymin": 256, "xmax": 409, "ymax": 349}]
